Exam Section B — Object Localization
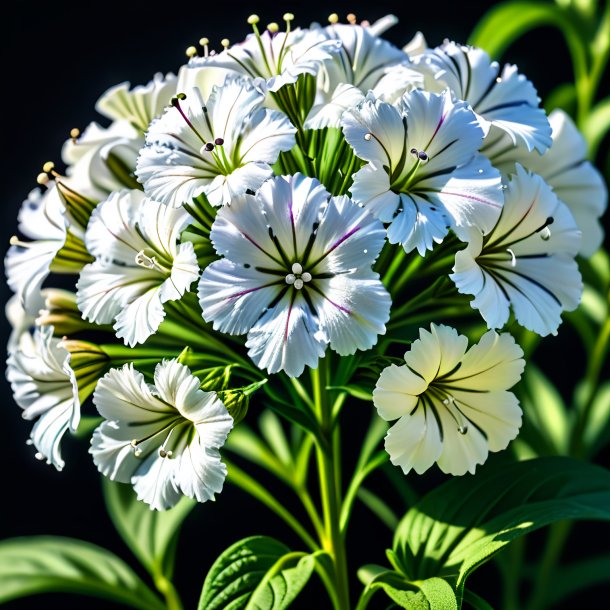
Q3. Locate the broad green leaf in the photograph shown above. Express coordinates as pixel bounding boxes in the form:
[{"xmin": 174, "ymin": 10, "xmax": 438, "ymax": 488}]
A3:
[
  {"xmin": 103, "ymin": 479, "xmax": 195, "ymax": 577},
  {"xmin": 469, "ymin": 1, "xmax": 583, "ymax": 59},
  {"xmin": 583, "ymin": 381, "xmax": 610, "ymax": 455},
  {"xmin": 198, "ymin": 536, "xmax": 314, "ymax": 610},
  {"xmin": 0, "ymin": 536, "xmax": 165, "ymax": 610},
  {"xmin": 327, "ymin": 384, "xmax": 373, "ymax": 401},
  {"xmin": 393, "ymin": 458, "xmax": 610, "ymax": 602},
  {"xmin": 356, "ymin": 573, "xmax": 458, "ymax": 610}
]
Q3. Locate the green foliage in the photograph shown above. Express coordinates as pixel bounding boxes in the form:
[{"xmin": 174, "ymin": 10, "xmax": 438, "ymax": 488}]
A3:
[
  {"xmin": 388, "ymin": 458, "xmax": 610, "ymax": 605},
  {"xmin": 103, "ymin": 479, "xmax": 195, "ymax": 579},
  {"xmin": 198, "ymin": 536, "xmax": 315, "ymax": 610},
  {"xmin": 0, "ymin": 536, "xmax": 165, "ymax": 610}
]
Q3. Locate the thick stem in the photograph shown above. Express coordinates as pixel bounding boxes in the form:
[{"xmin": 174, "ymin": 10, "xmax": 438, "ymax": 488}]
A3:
[{"xmin": 313, "ymin": 363, "xmax": 351, "ymax": 610}]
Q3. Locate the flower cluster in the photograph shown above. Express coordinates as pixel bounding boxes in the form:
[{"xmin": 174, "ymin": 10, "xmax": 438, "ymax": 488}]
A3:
[{"xmin": 5, "ymin": 12, "xmax": 606, "ymax": 509}]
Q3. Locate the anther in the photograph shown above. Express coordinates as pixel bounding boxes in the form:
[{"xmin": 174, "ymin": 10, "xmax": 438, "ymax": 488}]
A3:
[
  {"xmin": 346, "ymin": 13, "xmax": 357, "ymax": 24},
  {"xmin": 130, "ymin": 439, "xmax": 138, "ymax": 447},
  {"xmin": 458, "ymin": 426, "xmax": 468, "ymax": 434},
  {"xmin": 135, "ymin": 250, "xmax": 157, "ymax": 269},
  {"xmin": 36, "ymin": 172, "xmax": 50, "ymax": 186},
  {"xmin": 199, "ymin": 37, "xmax": 209, "ymax": 46},
  {"xmin": 294, "ymin": 278, "xmax": 304, "ymax": 290},
  {"xmin": 221, "ymin": 38, "xmax": 230, "ymax": 49},
  {"xmin": 301, "ymin": 272, "xmax": 312, "ymax": 282},
  {"xmin": 410, "ymin": 147, "xmax": 418, "ymax": 155},
  {"xmin": 267, "ymin": 22, "xmax": 279, "ymax": 33},
  {"xmin": 204, "ymin": 142, "xmax": 215, "ymax": 152},
  {"xmin": 186, "ymin": 45, "xmax": 198, "ymax": 58},
  {"xmin": 292, "ymin": 262, "xmax": 303, "ymax": 274},
  {"xmin": 364, "ymin": 133, "xmax": 372, "ymax": 141},
  {"xmin": 35, "ymin": 452, "xmax": 44, "ymax": 461},
  {"xmin": 42, "ymin": 161, "xmax": 55, "ymax": 173},
  {"xmin": 285, "ymin": 274, "xmax": 296, "ymax": 285},
  {"xmin": 70, "ymin": 127, "xmax": 80, "ymax": 141},
  {"xmin": 328, "ymin": 13, "xmax": 339, "ymax": 23},
  {"xmin": 247, "ymin": 14, "xmax": 260, "ymax": 25},
  {"xmin": 283, "ymin": 12, "xmax": 295, "ymax": 21},
  {"xmin": 214, "ymin": 137, "xmax": 224, "ymax": 146},
  {"xmin": 418, "ymin": 150, "xmax": 428, "ymax": 161},
  {"xmin": 177, "ymin": 92, "xmax": 187, "ymax": 100},
  {"xmin": 134, "ymin": 448, "xmax": 143, "ymax": 457}
]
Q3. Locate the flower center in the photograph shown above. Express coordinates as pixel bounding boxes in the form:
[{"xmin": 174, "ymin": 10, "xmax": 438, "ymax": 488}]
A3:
[{"xmin": 285, "ymin": 262, "xmax": 312, "ymax": 290}]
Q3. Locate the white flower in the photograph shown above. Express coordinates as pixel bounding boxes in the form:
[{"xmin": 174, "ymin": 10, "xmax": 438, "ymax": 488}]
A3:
[
  {"xmin": 341, "ymin": 89, "xmax": 503, "ymax": 254},
  {"xmin": 90, "ymin": 360, "xmax": 233, "ymax": 510},
  {"xmin": 411, "ymin": 41, "xmax": 552, "ymax": 153},
  {"xmin": 5, "ymin": 294, "xmax": 35, "ymax": 353},
  {"xmin": 195, "ymin": 25, "xmax": 341, "ymax": 92},
  {"xmin": 374, "ymin": 324, "xmax": 524, "ymax": 476},
  {"xmin": 484, "ymin": 109, "xmax": 607, "ymax": 257},
  {"xmin": 6, "ymin": 325, "xmax": 80, "ymax": 471},
  {"xmin": 96, "ymin": 72, "xmax": 177, "ymax": 132},
  {"xmin": 5, "ymin": 186, "xmax": 68, "ymax": 315},
  {"xmin": 76, "ymin": 190, "xmax": 199, "ymax": 346},
  {"xmin": 198, "ymin": 173, "xmax": 391, "ymax": 377},
  {"xmin": 319, "ymin": 22, "xmax": 421, "ymax": 102},
  {"xmin": 62, "ymin": 120, "xmax": 143, "ymax": 200},
  {"xmin": 450, "ymin": 165, "xmax": 582, "ymax": 336},
  {"xmin": 136, "ymin": 78, "xmax": 296, "ymax": 207}
]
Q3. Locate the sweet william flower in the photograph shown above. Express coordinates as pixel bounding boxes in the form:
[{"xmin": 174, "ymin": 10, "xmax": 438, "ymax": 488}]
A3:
[
  {"xmin": 90, "ymin": 359, "xmax": 233, "ymax": 510},
  {"xmin": 194, "ymin": 15, "xmax": 341, "ymax": 93},
  {"xmin": 483, "ymin": 109, "xmax": 607, "ymax": 257},
  {"xmin": 374, "ymin": 324, "xmax": 524, "ymax": 476},
  {"xmin": 341, "ymin": 89, "xmax": 503, "ymax": 254},
  {"xmin": 198, "ymin": 173, "xmax": 391, "ymax": 377},
  {"xmin": 136, "ymin": 78, "xmax": 296, "ymax": 207},
  {"xmin": 450, "ymin": 165, "xmax": 582, "ymax": 337},
  {"xmin": 76, "ymin": 190, "xmax": 199, "ymax": 346},
  {"xmin": 5, "ymin": 185, "xmax": 68, "ymax": 315},
  {"xmin": 6, "ymin": 325, "xmax": 80, "ymax": 471},
  {"xmin": 411, "ymin": 41, "xmax": 552, "ymax": 154}
]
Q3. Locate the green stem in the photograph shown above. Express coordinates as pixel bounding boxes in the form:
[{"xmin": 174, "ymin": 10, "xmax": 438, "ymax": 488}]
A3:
[
  {"xmin": 154, "ymin": 574, "xmax": 184, "ymax": 610},
  {"xmin": 499, "ymin": 536, "xmax": 525, "ymax": 610},
  {"xmin": 525, "ymin": 521, "xmax": 572, "ymax": 610},
  {"xmin": 312, "ymin": 362, "xmax": 351, "ymax": 610}
]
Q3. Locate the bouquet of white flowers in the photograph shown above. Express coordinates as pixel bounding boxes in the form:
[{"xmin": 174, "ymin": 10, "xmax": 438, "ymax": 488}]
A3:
[{"xmin": 3, "ymin": 8, "xmax": 609, "ymax": 610}]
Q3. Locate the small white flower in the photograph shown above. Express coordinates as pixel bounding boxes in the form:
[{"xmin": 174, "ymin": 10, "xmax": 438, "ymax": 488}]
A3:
[
  {"xmin": 136, "ymin": 78, "xmax": 296, "ymax": 207},
  {"xmin": 342, "ymin": 89, "xmax": 503, "ymax": 254},
  {"xmin": 450, "ymin": 165, "xmax": 582, "ymax": 336},
  {"xmin": 76, "ymin": 190, "xmax": 199, "ymax": 346},
  {"xmin": 6, "ymin": 325, "xmax": 80, "ymax": 471},
  {"xmin": 96, "ymin": 72, "xmax": 178, "ymax": 132},
  {"xmin": 62, "ymin": 120, "xmax": 143, "ymax": 200},
  {"xmin": 5, "ymin": 186, "xmax": 68, "ymax": 315},
  {"xmin": 90, "ymin": 359, "xmax": 233, "ymax": 510},
  {"xmin": 411, "ymin": 41, "xmax": 552, "ymax": 153},
  {"xmin": 195, "ymin": 26, "xmax": 341, "ymax": 92},
  {"xmin": 198, "ymin": 173, "xmax": 391, "ymax": 377},
  {"xmin": 484, "ymin": 109, "xmax": 607, "ymax": 257},
  {"xmin": 374, "ymin": 324, "xmax": 524, "ymax": 476}
]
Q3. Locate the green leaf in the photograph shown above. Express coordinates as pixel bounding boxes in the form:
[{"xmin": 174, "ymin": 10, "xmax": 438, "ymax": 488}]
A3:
[
  {"xmin": 103, "ymin": 479, "xmax": 195, "ymax": 578},
  {"xmin": 582, "ymin": 96, "xmax": 610, "ymax": 158},
  {"xmin": 198, "ymin": 536, "xmax": 314, "ymax": 610},
  {"xmin": 357, "ymin": 574, "xmax": 457, "ymax": 610},
  {"xmin": 0, "ymin": 536, "xmax": 165, "ymax": 610},
  {"xmin": 392, "ymin": 457, "xmax": 610, "ymax": 603},
  {"xmin": 469, "ymin": 1, "xmax": 582, "ymax": 58}
]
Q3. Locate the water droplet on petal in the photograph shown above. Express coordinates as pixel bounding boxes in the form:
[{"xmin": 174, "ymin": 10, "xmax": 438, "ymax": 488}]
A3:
[{"xmin": 458, "ymin": 426, "xmax": 468, "ymax": 435}]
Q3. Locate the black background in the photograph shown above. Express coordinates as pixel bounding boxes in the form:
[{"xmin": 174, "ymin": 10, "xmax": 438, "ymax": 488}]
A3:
[{"xmin": 0, "ymin": 1, "xmax": 608, "ymax": 609}]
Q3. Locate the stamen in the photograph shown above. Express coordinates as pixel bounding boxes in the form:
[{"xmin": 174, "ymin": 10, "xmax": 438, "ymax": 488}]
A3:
[
  {"xmin": 507, "ymin": 248, "xmax": 517, "ymax": 267},
  {"xmin": 301, "ymin": 272, "xmax": 312, "ymax": 282},
  {"xmin": 328, "ymin": 13, "xmax": 339, "ymax": 23},
  {"xmin": 214, "ymin": 137, "xmax": 224, "ymax": 146},
  {"xmin": 294, "ymin": 278, "xmax": 304, "ymax": 289},
  {"xmin": 540, "ymin": 226, "xmax": 551, "ymax": 241},
  {"xmin": 267, "ymin": 22, "xmax": 279, "ymax": 33},
  {"xmin": 34, "ymin": 452, "xmax": 44, "ymax": 461},
  {"xmin": 36, "ymin": 172, "xmax": 50, "ymax": 186},
  {"xmin": 285, "ymin": 273, "xmax": 296, "ymax": 285},
  {"xmin": 292, "ymin": 262, "xmax": 303, "ymax": 275},
  {"xmin": 346, "ymin": 13, "xmax": 357, "ymax": 24},
  {"xmin": 10, "ymin": 235, "xmax": 30, "ymax": 248},
  {"xmin": 135, "ymin": 249, "xmax": 160, "ymax": 270},
  {"xmin": 247, "ymin": 14, "xmax": 260, "ymax": 25},
  {"xmin": 186, "ymin": 45, "xmax": 198, "ymax": 58},
  {"xmin": 42, "ymin": 161, "xmax": 55, "ymax": 173},
  {"xmin": 458, "ymin": 426, "xmax": 468, "ymax": 435},
  {"xmin": 203, "ymin": 142, "xmax": 215, "ymax": 152},
  {"xmin": 442, "ymin": 395, "xmax": 469, "ymax": 434},
  {"xmin": 221, "ymin": 38, "xmax": 230, "ymax": 49},
  {"xmin": 283, "ymin": 12, "xmax": 295, "ymax": 22},
  {"xmin": 70, "ymin": 127, "xmax": 80, "ymax": 143},
  {"xmin": 199, "ymin": 37, "xmax": 210, "ymax": 57},
  {"xmin": 418, "ymin": 151, "xmax": 428, "ymax": 161}
]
